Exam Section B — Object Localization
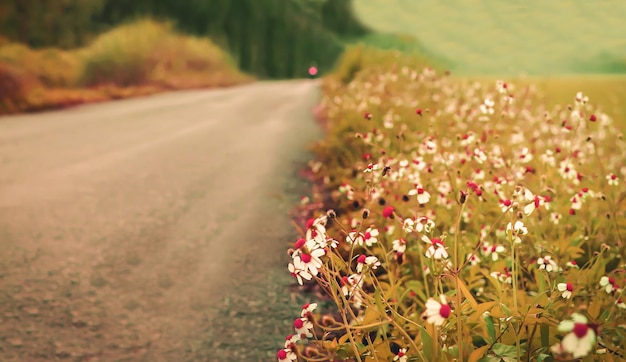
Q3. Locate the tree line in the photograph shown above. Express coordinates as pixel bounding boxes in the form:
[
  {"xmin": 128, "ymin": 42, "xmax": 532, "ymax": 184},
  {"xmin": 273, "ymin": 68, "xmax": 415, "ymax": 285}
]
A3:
[{"xmin": 0, "ymin": 0, "xmax": 370, "ymax": 78}]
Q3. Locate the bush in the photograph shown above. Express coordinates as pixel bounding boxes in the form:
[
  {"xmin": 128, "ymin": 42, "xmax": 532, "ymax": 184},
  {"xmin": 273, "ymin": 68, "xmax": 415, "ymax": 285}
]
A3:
[
  {"xmin": 0, "ymin": 62, "xmax": 42, "ymax": 113},
  {"xmin": 79, "ymin": 19, "xmax": 169, "ymax": 86},
  {"xmin": 278, "ymin": 57, "xmax": 626, "ymax": 361},
  {"xmin": 0, "ymin": 43, "xmax": 80, "ymax": 87},
  {"xmin": 79, "ymin": 19, "xmax": 249, "ymax": 87}
]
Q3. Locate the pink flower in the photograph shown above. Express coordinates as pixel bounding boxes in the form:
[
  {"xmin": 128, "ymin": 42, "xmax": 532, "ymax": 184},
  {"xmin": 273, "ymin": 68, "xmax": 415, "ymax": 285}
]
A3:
[{"xmin": 382, "ymin": 205, "xmax": 395, "ymax": 218}]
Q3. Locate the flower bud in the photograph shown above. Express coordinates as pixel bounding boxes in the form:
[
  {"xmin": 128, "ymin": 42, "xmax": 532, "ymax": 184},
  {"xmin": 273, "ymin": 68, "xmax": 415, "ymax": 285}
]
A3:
[
  {"xmin": 326, "ymin": 209, "xmax": 336, "ymax": 219},
  {"xmin": 459, "ymin": 191, "xmax": 467, "ymax": 204},
  {"xmin": 362, "ymin": 208, "xmax": 370, "ymax": 219}
]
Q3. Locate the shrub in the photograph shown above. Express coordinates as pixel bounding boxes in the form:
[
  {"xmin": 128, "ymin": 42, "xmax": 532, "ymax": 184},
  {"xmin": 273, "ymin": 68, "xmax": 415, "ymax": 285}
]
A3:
[
  {"xmin": 79, "ymin": 19, "xmax": 249, "ymax": 88},
  {"xmin": 0, "ymin": 43, "xmax": 80, "ymax": 87},
  {"xmin": 79, "ymin": 19, "xmax": 169, "ymax": 86},
  {"xmin": 0, "ymin": 62, "xmax": 42, "ymax": 114},
  {"xmin": 278, "ymin": 60, "xmax": 626, "ymax": 361}
]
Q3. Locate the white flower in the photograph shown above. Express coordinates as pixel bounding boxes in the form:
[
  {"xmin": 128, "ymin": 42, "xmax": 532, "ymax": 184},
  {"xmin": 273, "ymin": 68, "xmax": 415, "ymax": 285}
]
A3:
[
  {"xmin": 288, "ymin": 257, "xmax": 312, "ymax": 285},
  {"xmin": 422, "ymin": 235, "xmax": 448, "ymax": 260},
  {"xmin": 481, "ymin": 242, "xmax": 506, "ymax": 261},
  {"xmin": 305, "ymin": 216, "xmax": 327, "ymax": 245},
  {"xmin": 393, "ymin": 348, "xmax": 408, "ymax": 362},
  {"xmin": 491, "ymin": 269, "xmax": 512, "ymax": 284},
  {"xmin": 575, "ymin": 91, "xmax": 589, "ymax": 105},
  {"xmin": 506, "ymin": 221, "xmax": 527, "ymax": 244},
  {"xmin": 392, "ymin": 238, "xmax": 407, "ymax": 253},
  {"xmin": 300, "ymin": 303, "xmax": 317, "ymax": 317},
  {"xmin": 466, "ymin": 253, "xmax": 481, "ymax": 266},
  {"xmin": 422, "ymin": 295, "xmax": 452, "ymax": 326},
  {"xmin": 414, "ymin": 216, "xmax": 435, "ymax": 233},
  {"xmin": 408, "ymin": 185, "xmax": 430, "ymax": 204},
  {"xmin": 607, "ymin": 173, "xmax": 619, "ymax": 186},
  {"xmin": 341, "ymin": 274, "xmax": 364, "ymax": 308},
  {"xmin": 298, "ymin": 248, "xmax": 325, "ymax": 276},
  {"xmin": 599, "ymin": 276, "xmax": 616, "ymax": 294},
  {"xmin": 363, "ymin": 163, "xmax": 380, "ymax": 173},
  {"xmin": 294, "ymin": 317, "xmax": 314, "ymax": 339},
  {"xmin": 347, "ymin": 227, "xmax": 379, "ymax": 247},
  {"xmin": 284, "ymin": 334, "xmax": 300, "ymax": 349},
  {"xmin": 356, "ymin": 254, "xmax": 380, "ymax": 272},
  {"xmin": 402, "ymin": 218, "xmax": 415, "ymax": 233},
  {"xmin": 557, "ymin": 283, "xmax": 573, "ymax": 299},
  {"xmin": 277, "ymin": 348, "xmax": 297, "ymax": 362},
  {"xmin": 537, "ymin": 255, "xmax": 558, "ymax": 272},
  {"xmin": 551, "ymin": 313, "xmax": 596, "ymax": 358}
]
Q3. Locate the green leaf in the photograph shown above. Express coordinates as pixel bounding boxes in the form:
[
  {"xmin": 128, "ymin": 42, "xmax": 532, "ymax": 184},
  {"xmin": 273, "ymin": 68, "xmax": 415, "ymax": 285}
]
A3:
[
  {"xmin": 540, "ymin": 324, "xmax": 549, "ymax": 348},
  {"xmin": 374, "ymin": 288, "xmax": 385, "ymax": 314},
  {"xmin": 420, "ymin": 327, "xmax": 433, "ymax": 361},
  {"xmin": 492, "ymin": 343, "xmax": 520, "ymax": 357},
  {"xmin": 537, "ymin": 353, "xmax": 552, "ymax": 362},
  {"xmin": 484, "ymin": 315, "xmax": 496, "ymax": 344}
]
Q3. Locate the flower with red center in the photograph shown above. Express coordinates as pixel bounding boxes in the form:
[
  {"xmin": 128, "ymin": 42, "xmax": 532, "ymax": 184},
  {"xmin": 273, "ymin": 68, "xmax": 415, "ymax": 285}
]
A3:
[
  {"xmin": 607, "ymin": 173, "xmax": 619, "ymax": 186},
  {"xmin": 294, "ymin": 317, "xmax": 314, "ymax": 338},
  {"xmin": 600, "ymin": 276, "xmax": 617, "ymax": 294},
  {"xmin": 347, "ymin": 227, "xmax": 379, "ymax": 247},
  {"xmin": 356, "ymin": 254, "xmax": 380, "ymax": 272},
  {"xmin": 382, "ymin": 205, "xmax": 395, "ymax": 218},
  {"xmin": 505, "ymin": 221, "xmax": 527, "ymax": 244},
  {"xmin": 408, "ymin": 185, "xmax": 430, "ymax": 204},
  {"xmin": 422, "ymin": 235, "xmax": 448, "ymax": 260},
  {"xmin": 288, "ymin": 257, "xmax": 313, "ymax": 285},
  {"xmin": 551, "ymin": 313, "xmax": 596, "ymax": 358},
  {"xmin": 414, "ymin": 216, "xmax": 435, "ymax": 233},
  {"xmin": 392, "ymin": 238, "xmax": 407, "ymax": 253},
  {"xmin": 557, "ymin": 282, "xmax": 574, "ymax": 299},
  {"xmin": 298, "ymin": 247, "xmax": 325, "ymax": 275},
  {"xmin": 393, "ymin": 348, "xmax": 408, "ymax": 362},
  {"xmin": 480, "ymin": 242, "xmax": 506, "ymax": 261},
  {"xmin": 277, "ymin": 348, "xmax": 296, "ymax": 362},
  {"xmin": 422, "ymin": 295, "xmax": 452, "ymax": 326},
  {"xmin": 537, "ymin": 255, "xmax": 558, "ymax": 272},
  {"xmin": 284, "ymin": 334, "xmax": 299, "ymax": 349},
  {"xmin": 364, "ymin": 112, "xmax": 372, "ymax": 120},
  {"xmin": 416, "ymin": 108, "xmax": 422, "ymax": 116}
]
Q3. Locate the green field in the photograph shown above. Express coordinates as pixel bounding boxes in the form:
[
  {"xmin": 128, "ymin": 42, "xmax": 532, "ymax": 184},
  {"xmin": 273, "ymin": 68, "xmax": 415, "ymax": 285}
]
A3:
[{"xmin": 353, "ymin": 0, "xmax": 626, "ymax": 76}]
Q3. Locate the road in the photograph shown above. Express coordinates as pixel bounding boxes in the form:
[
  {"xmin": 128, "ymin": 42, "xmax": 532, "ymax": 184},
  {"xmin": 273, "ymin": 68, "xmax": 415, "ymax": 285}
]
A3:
[{"xmin": 0, "ymin": 80, "xmax": 322, "ymax": 361}]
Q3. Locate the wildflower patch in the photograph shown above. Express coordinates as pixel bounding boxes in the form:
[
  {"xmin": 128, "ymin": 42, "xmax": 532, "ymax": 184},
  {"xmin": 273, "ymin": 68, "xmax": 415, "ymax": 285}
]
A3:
[{"xmin": 280, "ymin": 63, "xmax": 626, "ymax": 361}]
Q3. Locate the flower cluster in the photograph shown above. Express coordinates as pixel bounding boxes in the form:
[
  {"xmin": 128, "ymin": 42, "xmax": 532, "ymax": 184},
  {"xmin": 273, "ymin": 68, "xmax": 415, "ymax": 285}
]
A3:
[{"xmin": 279, "ymin": 58, "xmax": 626, "ymax": 361}]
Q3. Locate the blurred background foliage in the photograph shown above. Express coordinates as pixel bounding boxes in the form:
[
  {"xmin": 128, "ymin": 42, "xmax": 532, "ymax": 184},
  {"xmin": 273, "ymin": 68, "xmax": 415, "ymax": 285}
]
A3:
[{"xmin": 0, "ymin": 0, "xmax": 370, "ymax": 78}]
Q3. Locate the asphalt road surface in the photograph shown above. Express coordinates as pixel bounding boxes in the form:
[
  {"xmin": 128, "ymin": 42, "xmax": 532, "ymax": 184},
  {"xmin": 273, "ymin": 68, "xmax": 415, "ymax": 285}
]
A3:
[{"xmin": 0, "ymin": 80, "xmax": 322, "ymax": 361}]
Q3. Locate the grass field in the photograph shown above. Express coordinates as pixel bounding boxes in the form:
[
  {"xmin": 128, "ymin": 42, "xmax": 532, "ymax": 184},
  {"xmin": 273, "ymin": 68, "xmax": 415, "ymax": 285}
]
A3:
[
  {"xmin": 348, "ymin": 1, "xmax": 626, "ymax": 129},
  {"xmin": 353, "ymin": 0, "xmax": 626, "ymax": 76}
]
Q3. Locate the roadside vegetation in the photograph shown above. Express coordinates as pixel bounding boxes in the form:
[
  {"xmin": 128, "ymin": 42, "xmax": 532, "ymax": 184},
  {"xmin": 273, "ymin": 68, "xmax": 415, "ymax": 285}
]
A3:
[
  {"xmin": 0, "ymin": 19, "xmax": 250, "ymax": 115},
  {"xmin": 277, "ymin": 1, "xmax": 626, "ymax": 359},
  {"xmin": 0, "ymin": 0, "xmax": 370, "ymax": 115},
  {"xmin": 279, "ymin": 48, "xmax": 626, "ymax": 362}
]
